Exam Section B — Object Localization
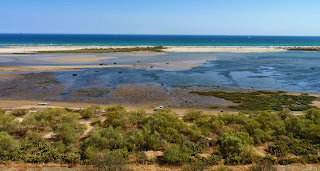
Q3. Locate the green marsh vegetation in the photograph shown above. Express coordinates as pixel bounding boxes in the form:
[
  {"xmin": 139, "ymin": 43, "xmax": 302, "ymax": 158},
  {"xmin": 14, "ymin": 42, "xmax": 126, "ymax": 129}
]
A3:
[
  {"xmin": 0, "ymin": 104, "xmax": 320, "ymax": 168},
  {"xmin": 38, "ymin": 46, "xmax": 166, "ymax": 53},
  {"xmin": 191, "ymin": 91, "xmax": 316, "ymax": 111},
  {"xmin": 286, "ymin": 47, "xmax": 320, "ymax": 51}
]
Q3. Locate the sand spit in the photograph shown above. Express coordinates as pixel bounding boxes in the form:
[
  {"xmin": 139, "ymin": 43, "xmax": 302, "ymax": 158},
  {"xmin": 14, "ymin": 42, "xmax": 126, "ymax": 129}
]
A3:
[
  {"xmin": 0, "ymin": 46, "xmax": 288, "ymax": 54},
  {"xmin": 165, "ymin": 46, "xmax": 287, "ymax": 53}
]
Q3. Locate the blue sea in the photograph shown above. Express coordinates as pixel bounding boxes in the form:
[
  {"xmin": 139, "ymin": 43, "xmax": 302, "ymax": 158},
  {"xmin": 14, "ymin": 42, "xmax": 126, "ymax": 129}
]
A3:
[{"xmin": 1, "ymin": 34, "xmax": 320, "ymax": 46}]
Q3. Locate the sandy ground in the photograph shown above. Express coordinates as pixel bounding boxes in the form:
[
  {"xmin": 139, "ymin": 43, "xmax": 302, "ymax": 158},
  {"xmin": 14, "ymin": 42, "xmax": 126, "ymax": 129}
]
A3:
[
  {"xmin": 165, "ymin": 46, "xmax": 287, "ymax": 53},
  {"xmin": 0, "ymin": 46, "xmax": 287, "ymax": 53},
  {"xmin": 0, "ymin": 163, "xmax": 319, "ymax": 171}
]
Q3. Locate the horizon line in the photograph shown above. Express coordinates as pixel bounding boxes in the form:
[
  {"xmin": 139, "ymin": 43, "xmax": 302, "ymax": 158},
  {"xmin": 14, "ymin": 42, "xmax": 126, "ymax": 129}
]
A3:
[{"xmin": 1, "ymin": 33, "xmax": 320, "ymax": 37}]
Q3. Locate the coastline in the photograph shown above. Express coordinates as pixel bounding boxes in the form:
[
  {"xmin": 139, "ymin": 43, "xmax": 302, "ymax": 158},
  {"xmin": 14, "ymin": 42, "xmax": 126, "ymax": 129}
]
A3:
[{"xmin": 0, "ymin": 46, "xmax": 288, "ymax": 53}]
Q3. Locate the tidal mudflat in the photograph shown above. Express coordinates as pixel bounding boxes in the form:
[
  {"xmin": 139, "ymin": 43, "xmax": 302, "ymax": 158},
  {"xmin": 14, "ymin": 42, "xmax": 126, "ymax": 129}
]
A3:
[{"xmin": 1, "ymin": 51, "xmax": 320, "ymax": 108}]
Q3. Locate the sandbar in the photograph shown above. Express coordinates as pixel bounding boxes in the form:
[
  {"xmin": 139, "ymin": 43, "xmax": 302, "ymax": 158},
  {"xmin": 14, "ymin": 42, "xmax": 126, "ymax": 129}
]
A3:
[{"xmin": 0, "ymin": 46, "xmax": 288, "ymax": 53}]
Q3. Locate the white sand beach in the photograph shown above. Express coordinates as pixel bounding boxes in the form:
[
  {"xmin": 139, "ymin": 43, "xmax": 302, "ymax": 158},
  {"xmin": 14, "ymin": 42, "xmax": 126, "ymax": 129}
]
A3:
[{"xmin": 0, "ymin": 46, "xmax": 287, "ymax": 54}]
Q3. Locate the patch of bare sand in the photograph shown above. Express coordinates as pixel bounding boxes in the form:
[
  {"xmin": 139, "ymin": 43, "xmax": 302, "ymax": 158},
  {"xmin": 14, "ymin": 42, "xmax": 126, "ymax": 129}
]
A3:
[
  {"xmin": 48, "ymin": 56, "xmax": 115, "ymax": 62},
  {"xmin": 0, "ymin": 163, "xmax": 319, "ymax": 171},
  {"xmin": 0, "ymin": 99, "xmax": 236, "ymax": 116}
]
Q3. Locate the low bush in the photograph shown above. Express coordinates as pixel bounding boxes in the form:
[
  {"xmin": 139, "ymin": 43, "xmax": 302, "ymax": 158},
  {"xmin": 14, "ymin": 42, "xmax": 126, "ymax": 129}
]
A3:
[
  {"xmin": 90, "ymin": 149, "xmax": 129, "ymax": 171},
  {"xmin": 11, "ymin": 109, "xmax": 29, "ymax": 117},
  {"xmin": 267, "ymin": 142, "xmax": 289, "ymax": 157},
  {"xmin": 0, "ymin": 108, "xmax": 5, "ymax": 115},
  {"xmin": 303, "ymin": 155, "xmax": 320, "ymax": 164},
  {"xmin": 80, "ymin": 105, "xmax": 101, "ymax": 119},
  {"xmin": 0, "ymin": 132, "xmax": 20, "ymax": 158},
  {"xmin": 278, "ymin": 157, "xmax": 301, "ymax": 165},
  {"xmin": 219, "ymin": 132, "xmax": 252, "ymax": 156},
  {"xmin": 160, "ymin": 144, "xmax": 192, "ymax": 165},
  {"xmin": 0, "ymin": 113, "xmax": 19, "ymax": 133},
  {"xmin": 182, "ymin": 160, "xmax": 207, "ymax": 171},
  {"xmin": 183, "ymin": 110, "xmax": 205, "ymax": 122}
]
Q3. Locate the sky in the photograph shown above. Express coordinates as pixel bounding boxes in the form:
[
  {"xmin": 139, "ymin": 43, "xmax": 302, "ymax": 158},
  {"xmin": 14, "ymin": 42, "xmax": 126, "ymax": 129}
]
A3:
[{"xmin": 1, "ymin": 0, "xmax": 320, "ymax": 36}]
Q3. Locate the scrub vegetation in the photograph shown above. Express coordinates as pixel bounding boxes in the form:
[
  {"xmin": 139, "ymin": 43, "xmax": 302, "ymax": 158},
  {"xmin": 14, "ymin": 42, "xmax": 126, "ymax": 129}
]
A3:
[
  {"xmin": 38, "ymin": 46, "xmax": 166, "ymax": 53},
  {"xmin": 191, "ymin": 91, "xmax": 316, "ymax": 111},
  {"xmin": 286, "ymin": 47, "xmax": 320, "ymax": 51},
  {"xmin": 0, "ymin": 104, "xmax": 320, "ymax": 169}
]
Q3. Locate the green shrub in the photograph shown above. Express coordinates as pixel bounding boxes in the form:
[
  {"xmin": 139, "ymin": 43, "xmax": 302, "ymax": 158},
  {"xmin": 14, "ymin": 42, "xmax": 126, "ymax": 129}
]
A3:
[
  {"xmin": 183, "ymin": 110, "xmax": 205, "ymax": 122},
  {"xmin": 24, "ymin": 130, "xmax": 43, "ymax": 141},
  {"xmin": 289, "ymin": 105, "xmax": 314, "ymax": 111},
  {"xmin": 142, "ymin": 110, "xmax": 188, "ymax": 144},
  {"xmin": 81, "ymin": 127, "xmax": 126, "ymax": 161},
  {"xmin": 80, "ymin": 105, "xmax": 101, "ymax": 119},
  {"xmin": 80, "ymin": 109, "xmax": 94, "ymax": 119},
  {"xmin": 104, "ymin": 107, "xmax": 128, "ymax": 129},
  {"xmin": 136, "ymin": 151, "xmax": 148, "ymax": 164},
  {"xmin": 91, "ymin": 118, "xmax": 103, "ymax": 127},
  {"xmin": 90, "ymin": 149, "xmax": 129, "ymax": 170},
  {"xmin": 303, "ymin": 155, "xmax": 320, "ymax": 164},
  {"xmin": 288, "ymin": 139, "xmax": 318, "ymax": 156},
  {"xmin": 0, "ymin": 132, "xmax": 20, "ymax": 159},
  {"xmin": 277, "ymin": 109, "xmax": 291, "ymax": 120},
  {"xmin": 182, "ymin": 160, "xmax": 207, "ymax": 171},
  {"xmin": 0, "ymin": 113, "xmax": 19, "ymax": 133},
  {"xmin": 22, "ymin": 108, "xmax": 77, "ymax": 130},
  {"xmin": 305, "ymin": 108, "xmax": 320, "ymax": 123},
  {"xmin": 184, "ymin": 138, "xmax": 209, "ymax": 155},
  {"xmin": 278, "ymin": 157, "xmax": 301, "ymax": 165},
  {"xmin": 206, "ymin": 151, "xmax": 221, "ymax": 165},
  {"xmin": 256, "ymin": 156, "xmax": 278, "ymax": 165},
  {"xmin": 251, "ymin": 128, "xmax": 273, "ymax": 144},
  {"xmin": 11, "ymin": 109, "xmax": 29, "ymax": 117},
  {"xmin": 224, "ymin": 152, "xmax": 253, "ymax": 165},
  {"xmin": 194, "ymin": 115, "xmax": 221, "ymax": 135},
  {"xmin": 161, "ymin": 144, "xmax": 192, "ymax": 165},
  {"xmin": 306, "ymin": 124, "xmax": 320, "ymax": 143},
  {"xmin": 54, "ymin": 121, "xmax": 85, "ymax": 151},
  {"xmin": 0, "ymin": 108, "xmax": 5, "ymax": 115},
  {"xmin": 219, "ymin": 132, "xmax": 252, "ymax": 156},
  {"xmin": 267, "ymin": 141, "xmax": 289, "ymax": 157},
  {"xmin": 105, "ymin": 105, "xmax": 125, "ymax": 112},
  {"xmin": 191, "ymin": 91, "xmax": 316, "ymax": 111},
  {"xmin": 19, "ymin": 140, "xmax": 58, "ymax": 163}
]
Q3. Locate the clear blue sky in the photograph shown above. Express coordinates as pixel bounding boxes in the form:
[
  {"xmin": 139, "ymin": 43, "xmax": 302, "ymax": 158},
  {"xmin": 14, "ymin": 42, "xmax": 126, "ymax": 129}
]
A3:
[{"xmin": 1, "ymin": 0, "xmax": 320, "ymax": 35}]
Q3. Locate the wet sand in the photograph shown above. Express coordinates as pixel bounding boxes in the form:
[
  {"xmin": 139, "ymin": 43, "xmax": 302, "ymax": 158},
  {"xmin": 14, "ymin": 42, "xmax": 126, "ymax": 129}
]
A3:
[
  {"xmin": 0, "ymin": 65, "xmax": 144, "ymax": 72},
  {"xmin": 48, "ymin": 56, "xmax": 115, "ymax": 62}
]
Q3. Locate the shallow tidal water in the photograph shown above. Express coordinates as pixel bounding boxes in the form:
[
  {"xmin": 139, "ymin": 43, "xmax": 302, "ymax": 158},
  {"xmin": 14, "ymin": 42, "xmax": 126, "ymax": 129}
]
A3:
[{"xmin": 51, "ymin": 51, "xmax": 320, "ymax": 94}]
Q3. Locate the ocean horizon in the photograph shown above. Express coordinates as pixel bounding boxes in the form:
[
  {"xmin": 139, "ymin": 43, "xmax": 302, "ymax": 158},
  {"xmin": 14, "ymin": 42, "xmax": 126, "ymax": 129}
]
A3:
[{"xmin": 1, "ymin": 34, "xmax": 320, "ymax": 47}]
